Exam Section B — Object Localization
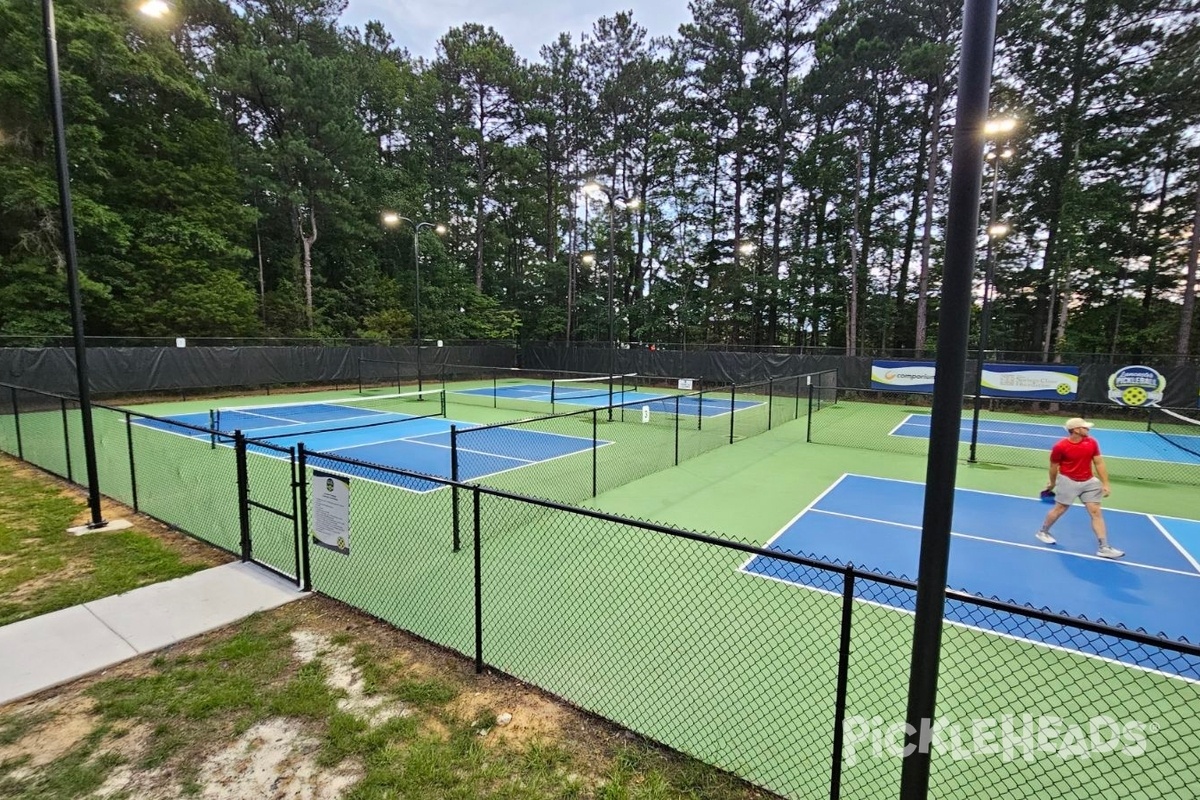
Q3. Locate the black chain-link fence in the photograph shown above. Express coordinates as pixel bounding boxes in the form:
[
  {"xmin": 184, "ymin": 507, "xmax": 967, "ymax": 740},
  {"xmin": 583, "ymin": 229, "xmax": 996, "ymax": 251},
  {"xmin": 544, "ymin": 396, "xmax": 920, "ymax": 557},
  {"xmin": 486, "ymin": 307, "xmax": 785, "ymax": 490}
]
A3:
[
  {"xmin": 807, "ymin": 388, "xmax": 1200, "ymax": 486},
  {"xmin": 2, "ymin": 380, "xmax": 1198, "ymax": 799}
]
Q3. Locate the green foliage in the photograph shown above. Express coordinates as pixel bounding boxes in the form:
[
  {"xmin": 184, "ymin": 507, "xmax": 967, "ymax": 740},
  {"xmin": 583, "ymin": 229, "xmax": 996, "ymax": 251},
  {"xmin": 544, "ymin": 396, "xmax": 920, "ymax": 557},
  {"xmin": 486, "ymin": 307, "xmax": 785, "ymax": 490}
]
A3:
[{"xmin": 0, "ymin": 0, "xmax": 1194, "ymax": 356}]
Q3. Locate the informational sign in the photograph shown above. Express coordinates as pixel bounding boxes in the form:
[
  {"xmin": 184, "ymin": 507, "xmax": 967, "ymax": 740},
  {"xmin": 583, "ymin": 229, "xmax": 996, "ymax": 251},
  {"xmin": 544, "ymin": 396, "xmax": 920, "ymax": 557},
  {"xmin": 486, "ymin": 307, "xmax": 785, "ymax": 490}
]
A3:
[
  {"xmin": 871, "ymin": 360, "xmax": 937, "ymax": 392},
  {"xmin": 1107, "ymin": 365, "xmax": 1166, "ymax": 407},
  {"xmin": 642, "ymin": 405, "xmax": 651, "ymax": 423},
  {"xmin": 980, "ymin": 364, "xmax": 1079, "ymax": 400},
  {"xmin": 175, "ymin": 337, "xmax": 186, "ymax": 348},
  {"xmin": 311, "ymin": 471, "xmax": 350, "ymax": 554},
  {"xmin": 677, "ymin": 378, "xmax": 694, "ymax": 391}
]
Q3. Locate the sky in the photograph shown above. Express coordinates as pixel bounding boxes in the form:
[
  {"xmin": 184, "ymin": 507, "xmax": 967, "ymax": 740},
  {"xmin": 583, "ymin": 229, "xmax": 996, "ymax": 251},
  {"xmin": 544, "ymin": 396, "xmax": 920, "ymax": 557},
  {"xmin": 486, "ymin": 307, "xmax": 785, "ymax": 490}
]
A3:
[{"xmin": 341, "ymin": 0, "xmax": 692, "ymax": 62}]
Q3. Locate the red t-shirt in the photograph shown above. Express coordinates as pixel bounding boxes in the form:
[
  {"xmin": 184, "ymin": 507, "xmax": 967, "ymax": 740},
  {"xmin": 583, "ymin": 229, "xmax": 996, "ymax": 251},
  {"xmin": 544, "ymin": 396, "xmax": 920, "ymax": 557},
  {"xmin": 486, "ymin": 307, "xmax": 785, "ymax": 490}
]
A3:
[{"xmin": 1050, "ymin": 436, "xmax": 1100, "ymax": 481}]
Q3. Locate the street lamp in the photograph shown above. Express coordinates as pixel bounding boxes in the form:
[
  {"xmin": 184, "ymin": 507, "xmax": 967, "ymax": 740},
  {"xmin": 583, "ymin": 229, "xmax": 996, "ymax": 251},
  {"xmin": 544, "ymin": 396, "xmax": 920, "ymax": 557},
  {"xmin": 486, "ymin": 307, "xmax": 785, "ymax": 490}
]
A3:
[
  {"xmin": 39, "ymin": 0, "xmax": 135, "ymax": 533},
  {"xmin": 968, "ymin": 125, "xmax": 1017, "ymax": 463},
  {"xmin": 382, "ymin": 212, "xmax": 445, "ymax": 392},
  {"xmin": 581, "ymin": 179, "xmax": 641, "ymax": 380}
]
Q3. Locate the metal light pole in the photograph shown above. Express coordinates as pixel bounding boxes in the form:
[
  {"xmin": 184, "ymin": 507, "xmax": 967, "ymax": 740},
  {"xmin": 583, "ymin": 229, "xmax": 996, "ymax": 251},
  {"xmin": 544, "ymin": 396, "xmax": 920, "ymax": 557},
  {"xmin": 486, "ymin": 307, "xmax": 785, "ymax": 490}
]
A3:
[
  {"xmin": 581, "ymin": 180, "xmax": 641, "ymax": 379},
  {"xmin": 968, "ymin": 135, "xmax": 1015, "ymax": 463},
  {"xmin": 382, "ymin": 213, "xmax": 445, "ymax": 392},
  {"xmin": 42, "ymin": 0, "xmax": 109, "ymax": 531}
]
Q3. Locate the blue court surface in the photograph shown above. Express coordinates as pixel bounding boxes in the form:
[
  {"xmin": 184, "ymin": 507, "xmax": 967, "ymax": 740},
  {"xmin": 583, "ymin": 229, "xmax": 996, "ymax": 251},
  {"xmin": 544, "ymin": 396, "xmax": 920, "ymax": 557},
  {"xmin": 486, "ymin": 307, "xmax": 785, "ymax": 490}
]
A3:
[
  {"xmin": 453, "ymin": 382, "xmax": 763, "ymax": 416},
  {"xmin": 133, "ymin": 401, "xmax": 604, "ymax": 493},
  {"xmin": 742, "ymin": 474, "xmax": 1200, "ymax": 680},
  {"xmin": 892, "ymin": 414, "xmax": 1200, "ymax": 465}
]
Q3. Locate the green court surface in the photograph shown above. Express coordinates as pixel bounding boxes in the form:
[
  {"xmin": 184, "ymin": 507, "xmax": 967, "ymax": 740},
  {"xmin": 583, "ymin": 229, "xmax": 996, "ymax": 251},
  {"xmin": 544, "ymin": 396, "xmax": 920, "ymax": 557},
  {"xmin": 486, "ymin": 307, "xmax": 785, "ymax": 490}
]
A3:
[{"xmin": 3, "ymin": 384, "xmax": 1196, "ymax": 799}]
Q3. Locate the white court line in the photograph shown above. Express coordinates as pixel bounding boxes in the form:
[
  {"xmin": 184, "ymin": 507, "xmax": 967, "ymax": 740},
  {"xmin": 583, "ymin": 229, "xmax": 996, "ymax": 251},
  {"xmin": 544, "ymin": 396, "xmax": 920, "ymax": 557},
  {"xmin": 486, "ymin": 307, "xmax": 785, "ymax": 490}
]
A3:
[
  {"xmin": 738, "ymin": 567, "xmax": 1200, "ymax": 686},
  {"xmin": 1149, "ymin": 516, "xmax": 1200, "ymax": 574},
  {"xmin": 735, "ymin": 474, "xmax": 853, "ymax": 573},
  {"xmin": 804, "ymin": 507, "xmax": 1200, "ymax": 580}
]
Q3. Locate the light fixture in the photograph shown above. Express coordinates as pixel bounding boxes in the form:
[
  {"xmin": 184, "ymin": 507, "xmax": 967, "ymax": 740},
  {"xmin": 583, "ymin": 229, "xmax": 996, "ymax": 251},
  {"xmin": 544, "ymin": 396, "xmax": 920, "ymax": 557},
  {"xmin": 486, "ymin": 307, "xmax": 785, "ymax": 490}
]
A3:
[{"xmin": 139, "ymin": 0, "xmax": 170, "ymax": 18}]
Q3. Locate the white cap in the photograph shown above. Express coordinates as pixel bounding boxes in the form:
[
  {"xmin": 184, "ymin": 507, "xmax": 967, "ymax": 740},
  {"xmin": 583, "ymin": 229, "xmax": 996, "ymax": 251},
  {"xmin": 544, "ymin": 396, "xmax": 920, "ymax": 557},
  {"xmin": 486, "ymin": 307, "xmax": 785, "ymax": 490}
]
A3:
[{"xmin": 1064, "ymin": 417, "xmax": 1094, "ymax": 432}]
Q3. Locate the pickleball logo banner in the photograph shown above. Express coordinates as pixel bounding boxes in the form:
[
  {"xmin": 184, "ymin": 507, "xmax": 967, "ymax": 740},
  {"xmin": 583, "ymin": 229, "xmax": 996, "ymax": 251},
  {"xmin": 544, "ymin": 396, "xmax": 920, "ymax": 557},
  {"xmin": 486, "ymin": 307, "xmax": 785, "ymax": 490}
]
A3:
[{"xmin": 1107, "ymin": 365, "xmax": 1165, "ymax": 407}]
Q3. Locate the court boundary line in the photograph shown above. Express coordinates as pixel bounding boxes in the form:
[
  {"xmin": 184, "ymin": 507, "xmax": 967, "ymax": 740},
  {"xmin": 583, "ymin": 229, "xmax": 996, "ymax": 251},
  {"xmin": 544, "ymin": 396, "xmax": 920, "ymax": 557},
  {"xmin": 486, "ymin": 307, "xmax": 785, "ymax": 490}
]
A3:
[
  {"xmin": 828, "ymin": 473, "xmax": 1200, "ymax": 576},
  {"xmin": 891, "ymin": 413, "xmax": 1199, "ymax": 466},
  {"xmin": 804, "ymin": 507, "xmax": 1200, "ymax": 580},
  {"xmin": 739, "ymin": 566, "xmax": 1200, "ymax": 686},
  {"xmin": 1149, "ymin": 516, "xmax": 1200, "ymax": 574}
]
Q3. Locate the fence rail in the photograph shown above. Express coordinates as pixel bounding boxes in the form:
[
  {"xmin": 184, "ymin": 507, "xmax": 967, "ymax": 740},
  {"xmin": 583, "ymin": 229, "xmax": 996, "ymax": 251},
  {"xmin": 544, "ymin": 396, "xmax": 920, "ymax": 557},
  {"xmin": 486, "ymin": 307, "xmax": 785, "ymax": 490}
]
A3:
[{"xmin": 1, "ymin": 380, "xmax": 1197, "ymax": 799}]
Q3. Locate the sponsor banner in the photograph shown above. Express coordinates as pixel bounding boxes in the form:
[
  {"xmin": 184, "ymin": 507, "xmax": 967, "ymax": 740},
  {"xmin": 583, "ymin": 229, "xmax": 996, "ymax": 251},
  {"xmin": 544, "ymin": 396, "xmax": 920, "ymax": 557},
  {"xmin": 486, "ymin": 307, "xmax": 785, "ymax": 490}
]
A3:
[
  {"xmin": 981, "ymin": 364, "xmax": 1079, "ymax": 400},
  {"xmin": 871, "ymin": 360, "xmax": 937, "ymax": 392},
  {"xmin": 1107, "ymin": 365, "xmax": 1166, "ymax": 407}
]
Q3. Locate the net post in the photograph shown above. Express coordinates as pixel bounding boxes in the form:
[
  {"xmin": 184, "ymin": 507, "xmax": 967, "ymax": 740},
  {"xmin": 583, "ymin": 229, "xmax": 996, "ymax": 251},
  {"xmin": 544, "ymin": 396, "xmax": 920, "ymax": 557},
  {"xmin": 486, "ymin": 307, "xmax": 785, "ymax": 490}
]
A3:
[
  {"xmin": 592, "ymin": 409, "xmax": 598, "ymax": 498},
  {"xmin": 807, "ymin": 379, "xmax": 815, "ymax": 443},
  {"xmin": 473, "ymin": 485, "xmax": 484, "ymax": 674},
  {"xmin": 697, "ymin": 388, "xmax": 704, "ymax": 431},
  {"xmin": 11, "ymin": 387, "xmax": 23, "ymax": 460},
  {"xmin": 607, "ymin": 375, "xmax": 614, "ymax": 422},
  {"xmin": 673, "ymin": 394, "xmax": 680, "ymax": 466},
  {"xmin": 768, "ymin": 377, "xmax": 774, "ymax": 430},
  {"xmin": 235, "ymin": 430, "xmax": 251, "ymax": 562},
  {"xmin": 124, "ymin": 410, "xmax": 139, "ymax": 512},
  {"xmin": 450, "ymin": 425, "xmax": 461, "ymax": 553},
  {"xmin": 297, "ymin": 444, "xmax": 312, "ymax": 591},
  {"xmin": 439, "ymin": 388, "xmax": 447, "ymax": 418},
  {"xmin": 728, "ymin": 384, "xmax": 737, "ymax": 444},
  {"xmin": 492, "ymin": 374, "xmax": 497, "ymax": 409},
  {"xmin": 209, "ymin": 409, "xmax": 217, "ymax": 449},
  {"xmin": 830, "ymin": 565, "xmax": 856, "ymax": 800},
  {"xmin": 796, "ymin": 375, "xmax": 802, "ymax": 418},
  {"xmin": 356, "ymin": 357, "xmax": 363, "ymax": 395},
  {"xmin": 60, "ymin": 397, "xmax": 73, "ymax": 483}
]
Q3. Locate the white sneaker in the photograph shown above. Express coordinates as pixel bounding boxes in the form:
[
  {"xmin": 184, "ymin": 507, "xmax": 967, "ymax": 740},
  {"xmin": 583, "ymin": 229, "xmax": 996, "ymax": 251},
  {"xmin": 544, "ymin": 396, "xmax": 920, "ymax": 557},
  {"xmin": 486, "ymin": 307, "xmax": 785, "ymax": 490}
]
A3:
[
  {"xmin": 1097, "ymin": 545, "xmax": 1125, "ymax": 559},
  {"xmin": 1035, "ymin": 530, "xmax": 1056, "ymax": 544}
]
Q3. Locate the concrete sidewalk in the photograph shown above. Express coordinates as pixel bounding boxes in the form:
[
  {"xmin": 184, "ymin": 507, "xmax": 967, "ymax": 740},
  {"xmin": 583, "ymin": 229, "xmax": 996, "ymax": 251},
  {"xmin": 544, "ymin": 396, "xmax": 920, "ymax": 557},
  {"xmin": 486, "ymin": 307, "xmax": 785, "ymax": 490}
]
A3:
[{"xmin": 0, "ymin": 561, "xmax": 306, "ymax": 706}]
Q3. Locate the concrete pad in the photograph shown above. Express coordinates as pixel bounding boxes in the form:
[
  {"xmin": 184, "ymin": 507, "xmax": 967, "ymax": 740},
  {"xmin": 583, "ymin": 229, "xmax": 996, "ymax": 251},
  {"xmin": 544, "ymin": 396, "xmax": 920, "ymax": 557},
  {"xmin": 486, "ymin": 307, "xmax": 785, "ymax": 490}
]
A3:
[
  {"xmin": 85, "ymin": 561, "xmax": 303, "ymax": 654},
  {"xmin": 0, "ymin": 605, "xmax": 137, "ymax": 706},
  {"xmin": 68, "ymin": 518, "xmax": 134, "ymax": 536}
]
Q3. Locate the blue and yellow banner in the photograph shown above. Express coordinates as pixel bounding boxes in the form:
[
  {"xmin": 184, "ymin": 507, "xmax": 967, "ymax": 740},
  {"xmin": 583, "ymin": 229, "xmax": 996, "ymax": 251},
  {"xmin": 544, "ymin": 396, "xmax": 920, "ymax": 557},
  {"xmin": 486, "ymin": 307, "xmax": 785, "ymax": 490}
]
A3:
[{"xmin": 981, "ymin": 364, "xmax": 1079, "ymax": 400}]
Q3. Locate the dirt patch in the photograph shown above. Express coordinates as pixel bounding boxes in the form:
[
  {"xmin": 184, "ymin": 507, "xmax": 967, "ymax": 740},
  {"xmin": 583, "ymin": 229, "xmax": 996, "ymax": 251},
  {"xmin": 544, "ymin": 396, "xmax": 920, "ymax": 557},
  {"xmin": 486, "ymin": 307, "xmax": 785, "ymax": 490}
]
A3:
[
  {"xmin": 0, "ymin": 695, "xmax": 96, "ymax": 775},
  {"xmin": 290, "ymin": 630, "xmax": 409, "ymax": 726},
  {"xmin": 5, "ymin": 559, "xmax": 92, "ymax": 603},
  {"xmin": 448, "ymin": 685, "xmax": 571, "ymax": 746}
]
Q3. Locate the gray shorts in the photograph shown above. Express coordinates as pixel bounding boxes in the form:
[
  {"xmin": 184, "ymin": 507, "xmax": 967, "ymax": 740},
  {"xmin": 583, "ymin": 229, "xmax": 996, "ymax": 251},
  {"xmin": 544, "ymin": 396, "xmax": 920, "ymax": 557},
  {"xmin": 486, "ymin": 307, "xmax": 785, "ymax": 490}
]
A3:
[{"xmin": 1054, "ymin": 475, "xmax": 1104, "ymax": 506}]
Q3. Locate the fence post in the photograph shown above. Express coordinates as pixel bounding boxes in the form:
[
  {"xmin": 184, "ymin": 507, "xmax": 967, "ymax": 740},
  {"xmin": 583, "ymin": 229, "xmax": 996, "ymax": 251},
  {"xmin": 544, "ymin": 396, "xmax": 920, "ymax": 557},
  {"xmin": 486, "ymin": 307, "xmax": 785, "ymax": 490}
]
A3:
[
  {"xmin": 235, "ymin": 431, "xmax": 251, "ymax": 562},
  {"xmin": 473, "ymin": 486, "xmax": 484, "ymax": 674},
  {"xmin": 297, "ymin": 444, "xmax": 312, "ymax": 591},
  {"xmin": 124, "ymin": 411, "xmax": 139, "ymax": 512},
  {"xmin": 829, "ymin": 566, "xmax": 856, "ymax": 800},
  {"xmin": 60, "ymin": 397, "xmax": 73, "ymax": 483},
  {"xmin": 11, "ymin": 387, "xmax": 23, "ymax": 460},
  {"xmin": 592, "ymin": 410, "xmax": 598, "ymax": 497},
  {"xmin": 288, "ymin": 446, "xmax": 302, "ymax": 585},
  {"xmin": 450, "ymin": 425, "xmax": 461, "ymax": 553},
  {"xmin": 728, "ymin": 384, "xmax": 737, "ymax": 444}
]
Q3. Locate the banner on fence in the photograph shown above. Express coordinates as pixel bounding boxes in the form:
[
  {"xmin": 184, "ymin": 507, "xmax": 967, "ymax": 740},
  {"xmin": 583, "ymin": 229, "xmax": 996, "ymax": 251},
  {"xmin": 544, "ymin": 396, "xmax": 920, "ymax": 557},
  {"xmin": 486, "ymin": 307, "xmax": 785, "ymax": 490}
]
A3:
[
  {"xmin": 311, "ymin": 471, "xmax": 350, "ymax": 554},
  {"xmin": 981, "ymin": 364, "xmax": 1079, "ymax": 400},
  {"xmin": 871, "ymin": 360, "xmax": 937, "ymax": 392},
  {"xmin": 1107, "ymin": 365, "xmax": 1166, "ymax": 407}
]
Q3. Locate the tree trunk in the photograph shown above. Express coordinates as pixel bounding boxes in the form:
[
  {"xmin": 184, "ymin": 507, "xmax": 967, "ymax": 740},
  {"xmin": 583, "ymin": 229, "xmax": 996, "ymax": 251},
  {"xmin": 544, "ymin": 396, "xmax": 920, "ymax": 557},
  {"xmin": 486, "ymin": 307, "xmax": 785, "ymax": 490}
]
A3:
[
  {"xmin": 298, "ymin": 202, "xmax": 317, "ymax": 329},
  {"xmin": 914, "ymin": 87, "xmax": 943, "ymax": 355},
  {"xmin": 847, "ymin": 140, "xmax": 863, "ymax": 356},
  {"xmin": 1177, "ymin": 174, "xmax": 1200, "ymax": 363}
]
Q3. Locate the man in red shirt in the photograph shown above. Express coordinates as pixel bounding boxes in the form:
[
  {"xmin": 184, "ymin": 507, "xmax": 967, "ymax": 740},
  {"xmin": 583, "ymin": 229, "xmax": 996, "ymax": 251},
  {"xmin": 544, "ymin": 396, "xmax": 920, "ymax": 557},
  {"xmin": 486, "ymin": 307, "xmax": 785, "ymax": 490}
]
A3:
[{"xmin": 1035, "ymin": 417, "xmax": 1124, "ymax": 558}]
